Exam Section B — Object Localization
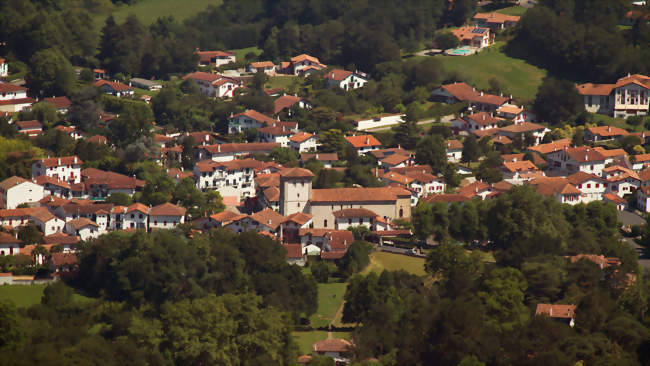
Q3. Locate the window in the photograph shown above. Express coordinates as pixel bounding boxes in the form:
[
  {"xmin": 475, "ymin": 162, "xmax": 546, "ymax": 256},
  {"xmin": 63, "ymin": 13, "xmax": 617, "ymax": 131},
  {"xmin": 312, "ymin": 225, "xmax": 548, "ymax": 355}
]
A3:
[
  {"xmin": 586, "ymin": 184, "xmax": 591, "ymax": 188},
  {"xmin": 348, "ymin": 219, "xmax": 352, "ymax": 225},
  {"xmin": 399, "ymin": 208, "xmax": 404, "ymax": 217},
  {"xmin": 324, "ymin": 219, "xmax": 328, "ymax": 227},
  {"xmin": 359, "ymin": 218, "xmax": 363, "ymax": 225}
]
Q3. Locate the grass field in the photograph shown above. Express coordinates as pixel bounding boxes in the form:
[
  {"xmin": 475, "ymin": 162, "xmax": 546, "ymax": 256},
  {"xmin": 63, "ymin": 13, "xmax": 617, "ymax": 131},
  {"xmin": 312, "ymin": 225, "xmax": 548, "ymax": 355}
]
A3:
[
  {"xmin": 0, "ymin": 284, "xmax": 94, "ymax": 308},
  {"xmin": 292, "ymin": 331, "xmax": 351, "ymax": 355},
  {"xmin": 361, "ymin": 251, "xmax": 427, "ymax": 276},
  {"xmin": 495, "ymin": 6, "xmax": 528, "ymax": 16},
  {"xmin": 265, "ymin": 75, "xmax": 303, "ymax": 91},
  {"xmin": 310, "ymin": 282, "xmax": 347, "ymax": 328},
  {"xmin": 435, "ymin": 41, "xmax": 546, "ymax": 103},
  {"xmin": 0, "ymin": 284, "xmax": 46, "ymax": 308},
  {"xmin": 229, "ymin": 46, "xmax": 264, "ymax": 62},
  {"xmin": 92, "ymin": 0, "xmax": 220, "ymax": 29}
]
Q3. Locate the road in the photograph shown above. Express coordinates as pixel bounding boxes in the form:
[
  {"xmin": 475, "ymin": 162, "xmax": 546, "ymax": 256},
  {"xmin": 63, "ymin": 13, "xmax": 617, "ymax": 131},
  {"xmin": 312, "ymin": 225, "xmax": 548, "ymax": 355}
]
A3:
[{"xmin": 368, "ymin": 114, "xmax": 456, "ymax": 132}]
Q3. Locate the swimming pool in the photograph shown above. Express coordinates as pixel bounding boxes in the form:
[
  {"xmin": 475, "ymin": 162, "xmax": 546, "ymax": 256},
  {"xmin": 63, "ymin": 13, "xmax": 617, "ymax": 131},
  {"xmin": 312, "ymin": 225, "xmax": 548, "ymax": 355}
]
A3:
[{"xmin": 445, "ymin": 47, "xmax": 475, "ymax": 56}]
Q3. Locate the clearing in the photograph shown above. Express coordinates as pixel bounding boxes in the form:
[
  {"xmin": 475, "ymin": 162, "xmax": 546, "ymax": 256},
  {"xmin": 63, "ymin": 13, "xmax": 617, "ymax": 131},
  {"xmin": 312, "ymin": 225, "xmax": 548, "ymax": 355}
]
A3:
[
  {"xmin": 309, "ymin": 282, "xmax": 347, "ymax": 328},
  {"xmin": 495, "ymin": 6, "xmax": 528, "ymax": 16},
  {"xmin": 92, "ymin": 0, "xmax": 220, "ymax": 29},
  {"xmin": 265, "ymin": 75, "xmax": 303, "ymax": 91},
  {"xmin": 435, "ymin": 41, "xmax": 546, "ymax": 103},
  {"xmin": 361, "ymin": 251, "xmax": 427, "ymax": 276},
  {"xmin": 229, "ymin": 46, "xmax": 264, "ymax": 62},
  {"xmin": 0, "ymin": 284, "xmax": 46, "ymax": 308}
]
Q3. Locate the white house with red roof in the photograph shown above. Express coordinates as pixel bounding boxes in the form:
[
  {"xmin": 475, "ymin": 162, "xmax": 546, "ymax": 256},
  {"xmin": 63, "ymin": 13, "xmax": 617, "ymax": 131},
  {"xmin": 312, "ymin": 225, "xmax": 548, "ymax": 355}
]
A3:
[
  {"xmin": 431, "ymin": 82, "xmax": 509, "ymax": 112},
  {"xmin": 637, "ymin": 186, "xmax": 650, "ymax": 212},
  {"xmin": 182, "ymin": 72, "xmax": 243, "ymax": 98},
  {"xmin": 280, "ymin": 212, "xmax": 313, "ymax": 243},
  {"xmin": 0, "ymin": 232, "xmax": 20, "ymax": 256},
  {"xmin": 530, "ymin": 177, "xmax": 582, "ymax": 205},
  {"xmin": 258, "ymin": 123, "xmax": 293, "ymax": 147},
  {"xmin": 324, "ymin": 69, "xmax": 368, "ymax": 90},
  {"xmin": 32, "ymin": 156, "xmax": 83, "ymax": 184},
  {"xmin": 577, "ymin": 74, "xmax": 650, "ymax": 118},
  {"xmin": 500, "ymin": 160, "xmax": 540, "ymax": 181},
  {"xmin": 584, "ymin": 125, "xmax": 629, "ymax": 142},
  {"xmin": 196, "ymin": 50, "xmax": 236, "ymax": 67},
  {"xmin": 0, "ymin": 58, "xmax": 7, "ymax": 77},
  {"xmin": 497, "ymin": 122, "xmax": 549, "ymax": 145},
  {"xmin": 273, "ymin": 94, "xmax": 313, "ymax": 115},
  {"xmin": 472, "ymin": 12, "xmax": 520, "ymax": 30},
  {"xmin": 289, "ymin": 54, "xmax": 326, "ymax": 75},
  {"xmin": 224, "ymin": 208, "xmax": 284, "ymax": 235},
  {"xmin": 93, "ymin": 79, "xmax": 134, "ymax": 97},
  {"xmin": 0, "ymin": 176, "xmax": 44, "ymax": 209},
  {"xmin": 546, "ymin": 146, "xmax": 617, "ymax": 176},
  {"xmin": 601, "ymin": 165, "xmax": 641, "ymax": 197},
  {"xmin": 15, "ymin": 120, "xmax": 42, "ymax": 137},
  {"xmin": 43, "ymin": 96, "xmax": 71, "ymax": 113},
  {"xmin": 248, "ymin": 61, "xmax": 276, "ymax": 74},
  {"xmin": 65, "ymin": 218, "xmax": 100, "ymax": 240},
  {"xmin": 0, "ymin": 82, "xmax": 33, "ymax": 112},
  {"xmin": 149, "ymin": 202, "xmax": 186, "ymax": 230},
  {"xmin": 228, "ymin": 109, "xmax": 288, "ymax": 133},
  {"xmin": 446, "ymin": 140, "xmax": 464, "ymax": 162},
  {"xmin": 194, "ymin": 158, "xmax": 270, "ymax": 199},
  {"xmin": 345, "ymin": 134, "xmax": 382, "ymax": 155},
  {"xmin": 196, "ymin": 142, "xmax": 281, "ymax": 162},
  {"xmin": 123, "ymin": 203, "xmax": 149, "ymax": 230},
  {"xmin": 289, "ymin": 131, "xmax": 318, "ymax": 152},
  {"xmin": 451, "ymin": 112, "xmax": 499, "ymax": 133},
  {"xmin": 535, "ymin": 304, "xmax": 576, "ymax": 327},
  {"xmin": 451, "ymin": 26, "xmax": 494, "ymax": 48},
  {"xmin": 567, "ymin": 172, "xmax": 607, "ymax": 203},
  {"xmin": 604, "ymin": 193, "xmax": 627, "ymax": 211}
]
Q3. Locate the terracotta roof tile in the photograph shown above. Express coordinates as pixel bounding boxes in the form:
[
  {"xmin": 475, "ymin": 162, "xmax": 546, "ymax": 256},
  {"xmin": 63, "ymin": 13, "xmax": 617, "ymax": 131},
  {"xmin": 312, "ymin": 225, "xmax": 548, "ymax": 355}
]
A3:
[
  {"xmin": 43, "ymin": 96, "xmax": 71, "ymax": 109},
  {"xmin": 274, "ymin": 95, "xmax": 305, "ymax": 114},
  {"xmin": 300, "ymin": 153, "xmax": 338, "ymax": 162},
  {"xmin": 67, "ymin": 217, "xmax": 99, "ymax": 230},
  {"xmin": 332, "ymin": 208, "xmax": 377, "ymax": 218},
  {"xmin": 284, "ymin": 244, "xmax": 303, "ymax": 259},
  {"xmin": 93, "ymin": 79, "xmax": 133, "ymax": 92},
  {"xmin": 310, "ymin": 187, "xmax": 410, "ymax": 203},
  {"xmin": 281, "ymin": 212, "xmax": 312, "ymax": 225},
  {"xmin": 279, "ymin": 167, "xmax": 315, "ymax": 178},
  {"xmin": 289, "ymin": 131, "xmax": 315, "ymax": 143},
  {"xmin": 535, "ymin": 304, "xmax": 576, "ymax": 319},
  {"xmin": 345, "ymin": 135, "xmax": 382, "ymax": 148},
  {"xmin": 37, "ymin": 156, "xmax": 82, "ymax": 168},
  {"xmin": 312, "ymin": 338, "xmax": 353, "ymax": 353},
  {"xmin": 440, "ymin": 82, "xmax": 508, "ymax": 106},
  {"xmin": 324, "ymin": 69, "xmax": 353, "ymax": 81},
  {"xmin": 149, "ymin": 202, "xmax": 186, "ymax": 217},
  {"xmin": 249, "ymin": 208, "xmax": 284, "ymax": 230},
  {"xmin": 587, "ymin": 126, "xmax": 629, "ymax": 137},
  {"xmin": 526, "ymin": 139, "xmax": 572, "ymax": 155}
]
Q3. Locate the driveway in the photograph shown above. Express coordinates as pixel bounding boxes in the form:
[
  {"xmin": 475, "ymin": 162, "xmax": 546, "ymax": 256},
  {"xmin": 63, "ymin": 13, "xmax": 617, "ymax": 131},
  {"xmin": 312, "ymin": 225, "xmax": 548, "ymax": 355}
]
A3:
[
  {"xmin": 618, "ymin": 210, "xmax": 645, "ymax": 226},
  {"xmin": 623, "ymin": 237, "xmax": 650, "ymax": 270},
  {"xmin": 368, "ymin": 114, "xmax": 455, "ymax": 132}
]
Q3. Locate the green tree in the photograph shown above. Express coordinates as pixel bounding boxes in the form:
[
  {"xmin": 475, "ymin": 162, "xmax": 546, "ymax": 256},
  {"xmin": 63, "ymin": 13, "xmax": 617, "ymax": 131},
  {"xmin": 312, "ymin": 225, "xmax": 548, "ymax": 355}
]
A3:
[
  {"xmin": 105, "ymin": 192, "xmax": 133, "ymax": 206},
  {"xmin": 338, "ymin": 241, "xmax": 373, "ymax": 277},
  {"xmin": 25, "ymin": 48, "xmax": 75, "ymax": 97},
  {"xmin": 461, "ymin": 136, "xmax": 480, "ymax": 163},
  {"xmin": 415, "ymin": 134, "xmax": 447, "ymax": 174},
  {"xmin": 30, "ymin": 102, "xmax": 58, "ymax": 127},
  {"xmin": 533, "ymin": 77, "xmax": 585, "ymax": 125},
  {"xmin": 0, "ymin": 300, "xmax": 24, "ymax": 350},
  {"xmin": 311, "ymin": 261, "xmax": 331, "ymax": 283},
  {"xmin": 412, "ymin": 201, "xmax": 434, "ymax": 241},
  {"xmin": 434, "ymin": 32, "xmax": 460, "ymax": 50},
  {"xmin": 320, "ymin": 129, "xmax": 346, "ymax": 153},
  {"xmin": 17, "ymin": 223, "xmax": 42, "ymax": 245},
  {"xmin": 478, "ymin": 267, "xmax": 529, "ymax": 333},
  {"xmin": 392, "ymin": 120, "xmax": 419, "ymax": 150}
]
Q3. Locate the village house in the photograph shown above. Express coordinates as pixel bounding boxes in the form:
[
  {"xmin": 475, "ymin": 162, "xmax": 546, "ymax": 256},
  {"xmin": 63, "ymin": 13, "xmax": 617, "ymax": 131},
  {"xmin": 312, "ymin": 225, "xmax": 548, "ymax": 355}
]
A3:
[
  {"xmin": 224, "ymin": 208, "xmax": 284, "ymax": 235},
  {"xmin": 182, "ymin": 72, "xmax": 242, "ymax": 98},
  {"xmin": 55, "ymin": 125, "xmax": 84, "ymax": 140},
  {"xmin": 81, "ymin": 168, "xmax": 145, "ymax": 200},
  {"xmin": 42, "ymin": 232, "xmax": 80, "ymax": 253},
  {"xmin": 496, "ymin": 104, "xmax": 537, "ymax": 123},
  {"xmin": 93, "ymin": 68, "xmax": 106, "ymax": 79},
  {"xmin": 472, "ymin": 12, "xmax": 520, "ymax": 30},
  {"xmin": 0, "ymin": 232, "xmax": 20, "ymax": 256},
  {"xmin": 379, "ymin": 154, "xmax": 413, "ymax": 170},
  {"xmin": 500, "ymin": 160, "xmax": 540, "ymax": 181},
  {"xmin": 631, "ymin": 153, "xmax": 650, "ymax": 171},
  {"xmin": 535, "ymin": 304, "xmax": 577, "ymax": 327},
  {"xmin": 602, "ymin": 165, "xmax": 641, "ymax": 197},
  {"xmin": 576, "ymin": 74, "xmax": 650, "ymax": 118},
  {"xmin": 15, "ymin": 120, "xmax": 42, "ymax": 137},
  {"xmin": 0, "ymin": 58, "xmax": 7, "ymax": 77},
  {"xmin": 451, "ymin": 26, "xmax": 494, "ymax": 48},
  {"xmin": 353, "ymin": 114, "xmax": 406, "ymax": 131},
  {"xmin": 345, "ymin": 135, "xmax": 382, "ymax": 155},
  {"xmin": 65, "ymin": 217, "xmax": 100, "ymax": 240},
  {"xmin": 273, "ymin": 95, "xmax": 313, "ymax": 115},
  {"xmin": 312, "ymin": 338, "xmax": 354, "ymax": 364},
  {"xmin": 258, "ymin": 124, "xmax": 293, "ymax": 147},
  {"xmin": 0, "ymin": 176, "xmax": 44, "ymax": 209},
  {"xmin": 228, "ymin": 109, "xmax": 298, "ymax": 134},
  {"xmin": 54, "ymin": 203, "xmax": 113, "ymax": 232},
  {"xmin": 196, "ymin": 50, "xmax": 236, "ymax": 67},
  {"xmin": 288, "ymin": 54, "xmax": 327, "ymax": 75},
  {"xmin": 430, "ymin": 82, "xmax": 510, "ymax": 112},
  {"xmin": 248, "ymin": 61, "xmax": 276, "ymax": 74},
  {"xmin": 194, "ymin": 158, "xmax": 267, "ymax": 199},
  {"xmin": 300, "ymin": 153, "xmax": 338, "ymax": 168},
  {"xmin": 324, "ymin": 69, "xmax": 369, "ymax": 90},
  {"xmin": 280, "ymin": 212, "xmax": 313, "ymax": 243},
  {"xmin": 530, "ymin": 177, "xmax": 582, "ymax": 205},
  {"xmin": 43, "ymin": 96, "xmax": 71, "ymax": 113},
  {"xmin": 148, "ymin": 202, "xmax": 186, "ymax": 230},
  {"xmin": 451, "ymin": 112, "xmax": 499, "ymax": 133},
  {"xmin": 289, "ymin": 131, "xmax": 319, "ymax": 152},
  {"xmin": 497, "ymin": 122, "xmax": 549, "ymax": 145},
  {"xmin": 284, "ymin": 243, "xmax": 306, "ymax": 266},
  {"xmin": 32, "ymin": 156, "xmax": 83, "ymax": 184},
  {"xmin": 546, "ymin": 146, "xmax": 623, "ymax": 176},
  {"xmin": 196, "ymin": 142, "xmax": 281, "ymax": 162},
  {"xmin": 129, "ymin": 78, "xmax": 162, "ymax": 91},
  {"xmin": 446, "ymin": 140, "xmax": 464, "ymax": 162},
  {"xmin": 298, "ymin": 229, "xmax": 354, "ymax": 255},
  {"xmin": 584, "ymin": 125, "xmax": 629, "ymax": 142},
  {"xmin": 332, "ymin": 208, "xmax": 382, "ymax": 231},
  {"xmin": 525, "ymin": 138, "xmax": 572, "ymax": 161},
  {"xmin": 566, "ymin": 171, "xmax": 607, "ymax": 203},
  {"xmin": 36, "ymin": 176, "xmax": 71, "ymax": 198},
  {"xmin": 195, "ymin": 210, "xmax": 241, "ymax": 231},
  {"xmin": 123, "ymin": 203, "xmax": 149, "ymax": 230},
  {"xmin": 0, "ymin": 82, "xmax": 34, "ymax": 112},
  {"xmin": 93, "ymin": 79, "xmax": 134, "ymax": 97},
  {"xmin": 603, "ymin": 193, "xmax": 628, "ymax": 211}
]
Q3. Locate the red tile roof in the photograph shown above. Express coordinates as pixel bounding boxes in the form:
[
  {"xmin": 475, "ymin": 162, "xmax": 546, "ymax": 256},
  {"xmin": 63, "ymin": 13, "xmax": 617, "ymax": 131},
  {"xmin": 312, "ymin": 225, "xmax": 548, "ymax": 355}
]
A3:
[
  {"xmin": 284, "ymin": 244, "xmax": 303, "ymax": 259},
  {"xmin": 300, "ymin": 153, "xmax": 338, "ymax": 162},
  {"xmin": 0, "ymin": 176, "xmax": 29, "ymax": 192},
  {"xmin": 149, "ymin": 202, "xmax": 186, "ymax": 217},
  {"xmin": 0, "ymin": 82, "xmax": 27, "ymax": 93},
  {"xmin": 586, "ymin": 126, "xmax": 629, "ymax": 138},
  {"xmin": 281, "ymin": 212, "xmax": 313, "ymax": 225},
  {"xmin": 250, "ymin": 61, "xmax": 274, "ymax": 68},
  {"xmin": 502, "ymin": 160, "xmax": 539, "ymax": 173},
  {"xmin": 473, "ymin": 12, "xmax": 520, "ymax": 24},
  {"xmin": 535, "ymin": 304, "xmax": 576, "ymax": 319},
  {"xmin": 566, "ymin": 171, "xmax": 605, "ymax": 185},
  {"xmin": 274, "ymin": 95, "xmax": 306, "ymax": 114},
  {"xmin": 311, "ymin": 187, "xmax": 410, "ymax": 203},
  {"xmin": 332, "ymin": 208, "xmax": 377, "ymax": 218},
  {"xmin": 312, "ymin": 338, "xmax": 353, "ymax": 353},
  {"xmin": 279, "ymin": 167, "xmax": 315, "ymax": 178},
  {"xmin": 0, "ymin": 231, "xmax": 20, "ymax": 244},
  {"xmin": 422, "ymin": 194, "xmax": 470, "ymax": 203},
  {"xmin": 441, "ymin": 82, "xmax": 509, "ymax": 106},
  {"xmin": 249, "ymin": 208, "xmax": 284, "ymax": 230},
  {"xmin": 446, "ymin": 140, "xmax": 463, "ymax": 150},
  {"xmin": 291, "ymin": 54, "xmax": 322, "ymax": 64},
  {"xmin": 37, "ymin": 155, "xmax": 82, "ymax": 168},
  {"xmin": 43, "ymin": 96, "xmax": 71, "ymax": 109},
  {"xmin": 324, "ymin": 69, "xmax": 353, "ymax": 81},
  {"xmin": 231, "ymin": 109, "xmax": 277, "ymax": 125},
  {"xmin": 289, "ymin": 131, "xmax": 315, "ymax": 143},
  {"xmin": 499, "ymin": 122, "xmax": 546, "ymax": 133},
  {"xmin": 67, "ymin": 217, "xmax": 99, "ymax": 230},
  {"xmin": 345, "ymin": 135, "xmax": 382, "ymax": 148},
  {"xmin": 526, "ymin": 139, "xmax": 572, "ymax": 155},
  {"xmin": 16, "ymin": 120, "xmax": 42, "ymax": 130},
  {"xmin": 200, "ymin": 142, "xmax": 280, "ymax": 155},
  {"xmin": 93, "ymin": 79, "xmax": 133, "ymax": 92}
]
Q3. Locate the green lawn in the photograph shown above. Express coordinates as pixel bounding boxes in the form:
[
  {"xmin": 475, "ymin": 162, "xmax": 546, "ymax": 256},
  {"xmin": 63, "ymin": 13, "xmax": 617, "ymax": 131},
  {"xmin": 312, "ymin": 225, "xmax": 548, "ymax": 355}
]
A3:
[
  {"xmin": 0, "ymin": 284, "xmax": 46, "ymax": 308},
  {"xmin": 495, "ymin": 6, "xmax": 528, "ymax": 16},
  {"xmin": 361, "ymin": 251, "xmax": 427, "ymax": 276},
  {"xmin": 92, "ymin": 0, "xmax": 220, "ymax": 29},
  {"xmin": 435, "ymin": 41, "xmax": 546, "ymax": 103},
  {"xmin": 265, "ymin": 75, "xmax": 303, "ymax": 91},
  {"xmin": 589, "ymin": 113, "xmax": 637, "ymax": 130},
  {"xmin": 0, "ymin": 283, "xmax": 94, "ymax": 308},
  {"xmin": 229, "ymin": 46, "xmax": 264, "ymax": 62},
  {"xmin": 309, "ymin": 282, "xmax": 347, "ymax": 328},
  {"xmin": 292, "ymin": 331, "xmax": 351, "ymax": 355}
]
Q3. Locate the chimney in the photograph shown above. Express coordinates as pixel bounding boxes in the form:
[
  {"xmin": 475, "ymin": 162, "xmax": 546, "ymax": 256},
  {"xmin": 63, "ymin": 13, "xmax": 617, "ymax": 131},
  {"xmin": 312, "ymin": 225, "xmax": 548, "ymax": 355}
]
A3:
[
  {"xmin": 398, "ymin": 144, "xmax": 401, "ymax": 149},
  {"xmin": 267, "ymin": 219, "xmax": 271, "ymax": 225},
  {"xmin": 482, "ymin": 114, "xmax": 485, "ymax": 120},
  {"xmin": 218, "ymin": 145, "xmax": 221, "ymax": 152},
  {"xmin": 480, "ymin": 91, "xmax": 483, "ymax": 96},
  {"xmin": 549, "ymin": 307, "xmax": 553, "ymax": 316},
  {"xmin": 73, "ymin": 156, "xmax": 77, "ymax": 164},
  {"xmin": 57, "ymin": 158, "xmax": 61, "ymax": 165},
  {"xmin": 366, "ymin": 137, "xmax": 369, "ymax": 145},
  {"xmin": 315, "ymin": 153, "xmax": 319, "ymax": 159},
  {"xmin": 375, "ymin": 167, "xmax": 379, "ymax": 177}
]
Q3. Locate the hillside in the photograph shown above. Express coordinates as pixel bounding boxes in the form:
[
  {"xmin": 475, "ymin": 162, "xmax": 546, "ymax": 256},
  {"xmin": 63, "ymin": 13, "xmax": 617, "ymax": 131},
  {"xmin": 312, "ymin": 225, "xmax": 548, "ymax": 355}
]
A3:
[{"xmin": 92, "ymin": 0, "xmax": 221, "ymax": 29}]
